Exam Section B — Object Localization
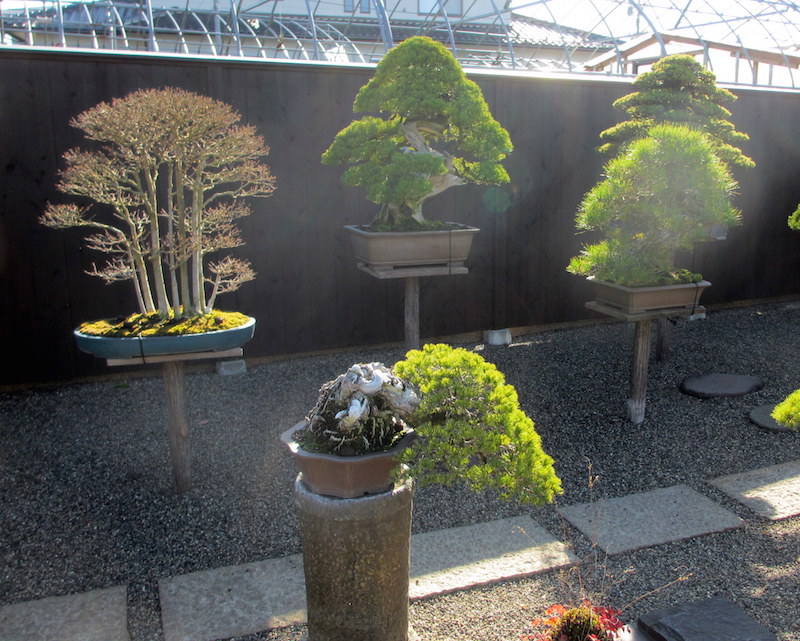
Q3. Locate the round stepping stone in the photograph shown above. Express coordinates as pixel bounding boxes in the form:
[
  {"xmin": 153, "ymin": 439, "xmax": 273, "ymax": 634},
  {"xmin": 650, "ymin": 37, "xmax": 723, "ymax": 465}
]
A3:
[
  {"xmin": 749, "ymin": 404, "xmax": 797, "ymax": 434},
  {"xmin": 679, "ymin": 373, "xmax": 764, "ymax": 399}
]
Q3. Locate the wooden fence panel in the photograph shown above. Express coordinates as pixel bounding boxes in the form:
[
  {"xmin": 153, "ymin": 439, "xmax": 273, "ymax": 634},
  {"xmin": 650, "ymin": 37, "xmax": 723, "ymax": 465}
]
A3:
[{"xmin": 1, "ymin": 48, "xmax": 800, "ymax": 384}]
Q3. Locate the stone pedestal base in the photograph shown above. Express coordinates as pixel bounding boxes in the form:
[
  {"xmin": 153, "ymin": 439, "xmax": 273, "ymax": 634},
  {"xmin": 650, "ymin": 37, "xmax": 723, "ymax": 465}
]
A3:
[{"xmin": 294, "ymin": 475, "xmax": 414, "ymax": 641}]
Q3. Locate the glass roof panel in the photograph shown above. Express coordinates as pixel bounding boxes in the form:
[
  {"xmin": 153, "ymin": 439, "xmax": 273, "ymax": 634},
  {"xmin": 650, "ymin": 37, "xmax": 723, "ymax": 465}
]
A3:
[{"xmin": 1, "ymin": 0, "xmax": 799, "ymax": 87}]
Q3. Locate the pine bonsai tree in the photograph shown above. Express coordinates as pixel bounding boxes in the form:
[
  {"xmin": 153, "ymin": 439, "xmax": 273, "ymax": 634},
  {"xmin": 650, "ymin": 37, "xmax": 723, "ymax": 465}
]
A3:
[
  {"xmin": 771, "ymin": 390, "xmax": 800, "ymax": 430},
  {"xmin": 321, "ymin": 36, "xmax": 513, "ymax": 229},
  {"xmin": 568, "ymin": 124, "xmax": 740, "ymax": 286},
  {"xmin": 41, "ymin": 88, "xmax": 276, "ymax": 322},
  {"xmin": 598, "ymin": 54, "xmax": 754, "ymax": 170}
]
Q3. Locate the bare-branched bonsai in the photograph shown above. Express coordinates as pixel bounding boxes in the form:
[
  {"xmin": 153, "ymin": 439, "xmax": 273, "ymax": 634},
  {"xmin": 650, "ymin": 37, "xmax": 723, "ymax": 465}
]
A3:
[
  {"xmin": 41, "ymin": 87, "xmax": 276, "ymax": 333},
  {"xmin": 598, "ymin": 54, "xmax": 754, "ymax": 171},
  {"xmin": 298, "ymin": 343, "xmax": 562, "ymax": 505},
  {"xmin": 321, "ymin": 36, "xmax": 513, "ymax": 230},
  {"xmin": 567, "ymin": 124, "xmax": 741, "ymax": 286}
]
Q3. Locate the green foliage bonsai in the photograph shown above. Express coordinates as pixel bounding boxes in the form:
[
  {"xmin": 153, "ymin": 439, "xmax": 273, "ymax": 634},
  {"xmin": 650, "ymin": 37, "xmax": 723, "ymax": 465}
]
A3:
[
  {"xmin": 567, "ymin": 124, "xmax": 741, "ymax": 287},
  {"xmin": 41, "ymin": 87, "xmax": 276, "ymax": 333},
  {"xmin": 787, "ymin": 203, "xmax": 800, "ymax": 232},
  {"xmin": 771, "ymin": 390, "xmax": 800, "ymax": 430},
  {"xmin": 321, "ymin": 36, "xmax": 513, "ymax": 230},
  {"xmin": 299, "ymin": 343, "xmax": 562, "ymax": 505},
  {"xmin": 598, "ymin": 54, "xmax": 754, "ymax": 170}
]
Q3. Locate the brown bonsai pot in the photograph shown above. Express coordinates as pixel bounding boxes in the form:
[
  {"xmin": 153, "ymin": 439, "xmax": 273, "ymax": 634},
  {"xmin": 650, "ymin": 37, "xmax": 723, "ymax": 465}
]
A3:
[
  {"xmin": 280, "ymin": 421, "xmax": 416, "ymax": 498},
  {"xmin": 345, "ymin": 224, "xmax": 479, "ymax": 272},
  {"xmin": 589, "ymin": 278, "xmax": 711, "ymax": 314}
]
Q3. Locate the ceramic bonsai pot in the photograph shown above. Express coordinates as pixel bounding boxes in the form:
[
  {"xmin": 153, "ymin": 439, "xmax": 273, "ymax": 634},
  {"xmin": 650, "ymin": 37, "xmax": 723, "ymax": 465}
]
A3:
[
  {"xmin": 281, "ymin": 420, "xmax": 416, "ymax": 498},
  {"xmin": 345, "ymin": 224, "xmax": 479, "ymax": 271},
  {"xmin": 73, "ymin": 315, "xmax": 256, "ymax": 359},
  {"xmin": 589, "ymin": 279, "xmax": 711, "ymax": 314}
]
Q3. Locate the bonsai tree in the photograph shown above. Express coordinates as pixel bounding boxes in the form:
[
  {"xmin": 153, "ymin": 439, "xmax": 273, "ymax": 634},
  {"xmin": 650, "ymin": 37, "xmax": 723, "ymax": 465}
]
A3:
[
  {"xmin": 771, "ymin": 390, "xmax": 800, "ymax": 431},
  {"xmin": 298, "ymin": 343, "xmax": 562, "ymax": 505},
  {"xmin": 41, "ymin": 87, "xmax": 276, "ymax": 331},
  {"xmin": 788, "ymin": 202, "xmax": 800, "ymax": 232},
  {"xmin": 598, "ymin": 54, "xmax": 754, "ymax": 171},
  {"xmin": 567, "ymin": 124, "xmax": 741, "ymax": 287},
  {"xmin": 321, "ymin": 36, "xmax": 513, "ymax": 229}
]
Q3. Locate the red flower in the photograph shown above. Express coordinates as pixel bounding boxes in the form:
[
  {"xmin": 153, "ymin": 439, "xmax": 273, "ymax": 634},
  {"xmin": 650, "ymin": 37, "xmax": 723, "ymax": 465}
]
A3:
[{"xmin": 521, "ymin": 602, "xmax": 628, "ymax": 641}]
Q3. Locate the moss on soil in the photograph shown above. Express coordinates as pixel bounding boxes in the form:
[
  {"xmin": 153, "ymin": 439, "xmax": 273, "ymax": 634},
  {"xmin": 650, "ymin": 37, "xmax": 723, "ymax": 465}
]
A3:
[{"xmin": 78, "ymin": 310, "xmax": 251, "ymax": 337}]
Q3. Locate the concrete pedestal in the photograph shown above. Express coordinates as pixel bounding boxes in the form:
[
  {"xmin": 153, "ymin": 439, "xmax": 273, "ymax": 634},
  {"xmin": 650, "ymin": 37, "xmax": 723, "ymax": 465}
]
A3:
[{"xmin": 294, "ymin": 475, "xmax": 414, "ymax": 641}]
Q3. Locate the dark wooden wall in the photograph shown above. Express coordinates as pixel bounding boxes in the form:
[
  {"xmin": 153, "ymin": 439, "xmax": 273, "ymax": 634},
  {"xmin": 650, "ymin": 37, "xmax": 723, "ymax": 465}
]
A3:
[{"xmin": 2, "ymin": 48, "xmax": 800, "ymax": 385}]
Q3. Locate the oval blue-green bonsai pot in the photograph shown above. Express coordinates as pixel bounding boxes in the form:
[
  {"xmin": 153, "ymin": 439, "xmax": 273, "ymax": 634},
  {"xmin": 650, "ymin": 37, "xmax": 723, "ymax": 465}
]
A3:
[{"xmin": 73, "ymin": 316, "xmax": 256, "ymax": 359}]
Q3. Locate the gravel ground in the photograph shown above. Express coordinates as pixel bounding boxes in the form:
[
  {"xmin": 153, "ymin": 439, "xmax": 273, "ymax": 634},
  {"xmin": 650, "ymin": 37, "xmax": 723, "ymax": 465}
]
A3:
[{"xmin": 2, "ymin": 300, "xmax": 800, "ymax": 641}]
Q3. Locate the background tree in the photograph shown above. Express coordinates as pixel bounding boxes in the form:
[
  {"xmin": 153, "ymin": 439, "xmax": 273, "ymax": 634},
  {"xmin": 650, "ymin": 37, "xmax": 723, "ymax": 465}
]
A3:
[
  {"xmin": 41, "ymin": 87, "xmax": 276, "ymax": 319},
  {"xmin": 598, "ymin": 54, "xmax": 755, "ymax": 170}
]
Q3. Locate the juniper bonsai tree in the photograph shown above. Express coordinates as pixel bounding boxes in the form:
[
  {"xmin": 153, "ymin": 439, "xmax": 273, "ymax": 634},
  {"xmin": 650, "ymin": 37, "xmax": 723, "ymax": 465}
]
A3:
[
  {"xmin": 568, "ymin": 124, "xmax": 741, "ymax": 286},
  {"xmin": 297, "ymin": 343, "xmax": 562, "ymax": 505},
  {"xmin": 321, "ymin": 36, "xmax": 513, "ymax": 229},
  {"xmin": 598, "ymin": 54, "xmax": 754, "ymax": 170},
  {"xmin": 393, "ymin": 343, "xmax": 562, "ymax": 505},
  {"xmin": 41, "ymin": 87, "xmax": 276, "ymax": 323}
]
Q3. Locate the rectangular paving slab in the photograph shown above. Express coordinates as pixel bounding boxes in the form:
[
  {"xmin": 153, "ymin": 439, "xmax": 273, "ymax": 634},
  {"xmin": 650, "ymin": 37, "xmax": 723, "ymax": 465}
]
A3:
[
  {"xmin": 409, "ymin": 515, "xmax": 576, "ymax": 598},
  {"xmin": 709, "ymin": 459, "xmax": 800, "ymax": 520},
  {"xmin": 559, "ymin": 484, "xmax": 744, "ymax": 555},
  {"xmin": 159, "ymin": 553, "xmax": 307, "ymax": 641},
  {"xmin": 0, "ymin": 586, "xmax": 129, "ymax": 641},
  {"xmin": 158, "ymin": 515, "xmax": 575, "ymax": 641}
]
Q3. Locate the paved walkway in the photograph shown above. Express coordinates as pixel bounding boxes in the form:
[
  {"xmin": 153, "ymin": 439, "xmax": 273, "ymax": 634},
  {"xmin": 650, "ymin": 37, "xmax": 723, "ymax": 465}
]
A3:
[{"xmin": 2, "ymin": 460, "xmax": 800, "ymax": 641}]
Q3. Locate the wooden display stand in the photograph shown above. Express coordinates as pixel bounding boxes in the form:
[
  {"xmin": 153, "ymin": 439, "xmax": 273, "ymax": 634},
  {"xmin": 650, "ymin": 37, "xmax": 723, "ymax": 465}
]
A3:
[
  {"xmin": 358, "ymin": 263, "xmax": 468, "ymax": 349},
  {"xmin": 107, "ymin": 347, "xmax": 243, "ymax": 493},
  {"xmin": 586, "ymin": 301, "xmax": 705, "ymax": 424}
]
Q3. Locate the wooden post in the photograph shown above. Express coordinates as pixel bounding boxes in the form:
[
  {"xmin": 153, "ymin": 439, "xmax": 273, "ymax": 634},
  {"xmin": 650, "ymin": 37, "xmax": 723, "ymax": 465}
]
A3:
[
  {"xmin": 628, "ymin": 319, "xmax": 652, "ymax": 424},
  {"xmin": 404, "ymin": 276, "xmax": 420, "ymax": 350},
  {"xmin": 163, "ymin": 360, "xmax": 191, "ymax": 493},
  {"xmin": 655, "ymin": 317, "xmax": 672, "ymax": 362}
]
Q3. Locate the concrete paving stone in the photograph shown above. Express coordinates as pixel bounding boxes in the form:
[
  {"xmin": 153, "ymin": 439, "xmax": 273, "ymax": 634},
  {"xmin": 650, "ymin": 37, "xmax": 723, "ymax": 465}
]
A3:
[
  {"xmin": 709, "ymin": 459, "xmax": 800, "ymax": 520},
  {"xmin": 409, "ymin": 515, "xmax": 577, "ymax": 599},
  {"xmin": 159, "ymin": 554, "xmax": 307, "ymax": 641},
  {"xmin": 158, "ymin": 515, "xmax": 576, "ymax": 641},
  {"xmin": 559, "ymin": 485, "xmax": 744, "ymax": 555},
  {"xmin": 637, "ymin": 596, "xmax": 778, "ymax": 641},
  {"xmin": 0, "ymin": 586, "xmax": 129, "ymax": 641},
  {"xmin": 679, "ymin": 373, "xmax": 763, "ymax": 399},
  {"xmin": 749, "ymin": 404, "xmax": 797, "ymax": 434}
]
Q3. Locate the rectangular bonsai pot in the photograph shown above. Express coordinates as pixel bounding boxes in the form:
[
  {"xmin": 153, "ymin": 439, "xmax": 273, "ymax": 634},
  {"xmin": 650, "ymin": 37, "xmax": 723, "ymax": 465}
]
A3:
[
  {"xmin": 345, "ymin": 224, "xmax": 479, "ymax": 272},
  {"xmin": 589, "ymin": 279, "xmax": 711, "ymax": 314}
]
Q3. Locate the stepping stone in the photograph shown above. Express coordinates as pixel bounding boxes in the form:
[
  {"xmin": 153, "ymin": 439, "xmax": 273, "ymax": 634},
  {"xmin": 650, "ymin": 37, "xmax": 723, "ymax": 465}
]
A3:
[
  {"xmin": 158, "ymin": 515, "xmax": 575, "ymax": 641},
  {"xmin": 638, "ymin": 596, "xmax": 777, "ymax": 641},
  {"xmin": 159, "ymin": 554, "xmax": 307, "ymax": 641},
  {"xmin": 709, "ymin": 459, "xmax": 800, "ymax": 520},
  {"xmin": 749, "ymin": 404, "xmax": 797, "ymax": 434},
  {"xmin": 559, "ymin": 485, "xmax": 744, "ymax": 555},
  {"xmin": 409, "ymin": 515, "xmax": 577, "ymax": 598},
  {"xmin": 680, "ymin": 373, "xmax": 763, "ymax": 398},
  {"xmin": 0, "ymin": 586, "xmax": 129, "ymax": 641}
]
